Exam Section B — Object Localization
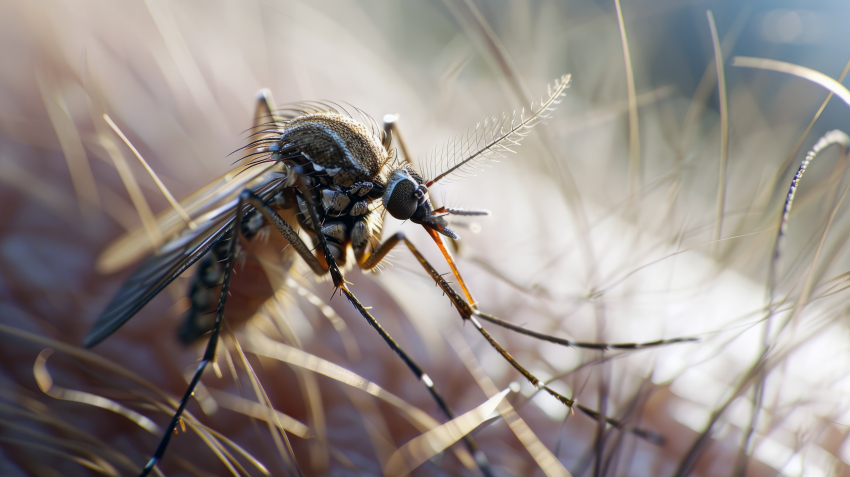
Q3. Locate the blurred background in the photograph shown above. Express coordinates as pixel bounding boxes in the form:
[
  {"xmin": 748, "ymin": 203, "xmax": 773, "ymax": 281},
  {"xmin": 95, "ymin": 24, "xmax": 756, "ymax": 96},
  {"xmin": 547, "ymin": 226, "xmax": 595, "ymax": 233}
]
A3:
[{"xmin": 2, "ymin": 0, "xmax": 850, "ymax": 476}]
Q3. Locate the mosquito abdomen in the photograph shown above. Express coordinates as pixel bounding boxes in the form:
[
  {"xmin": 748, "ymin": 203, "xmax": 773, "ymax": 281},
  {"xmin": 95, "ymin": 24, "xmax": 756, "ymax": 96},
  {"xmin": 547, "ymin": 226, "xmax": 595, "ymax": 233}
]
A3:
[{"xmin": 178, "ymin": 204, "xmax": 297, "ymax": 343}]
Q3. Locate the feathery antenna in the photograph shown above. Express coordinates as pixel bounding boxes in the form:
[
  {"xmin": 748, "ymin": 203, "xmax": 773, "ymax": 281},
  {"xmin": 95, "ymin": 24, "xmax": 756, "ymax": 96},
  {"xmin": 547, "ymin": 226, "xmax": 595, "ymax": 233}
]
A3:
[{"xmin": 426, "ymin": 74, "xmax": 570, "ymax": 187}]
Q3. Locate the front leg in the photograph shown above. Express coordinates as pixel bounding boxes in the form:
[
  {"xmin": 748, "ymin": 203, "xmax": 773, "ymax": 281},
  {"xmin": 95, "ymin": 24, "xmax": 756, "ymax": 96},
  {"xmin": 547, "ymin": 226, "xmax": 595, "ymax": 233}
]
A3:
[
  {"xmin": 238, "ymin": 190, "xmax": 329, "ymax": 279},
  {"xmin": 357, "ymin": 231, "xmax": 684, "ymax": 444},
  {"xmin": 358, "ymin": 231, "xmax": 472, "ymax": 313},
  {"xmin": 139, "ymin": 190, "xmax": 303, "ymax": 476},
  {"xmin": 299, "ymin": 192, "xmax": 346, "ymax": 288}
]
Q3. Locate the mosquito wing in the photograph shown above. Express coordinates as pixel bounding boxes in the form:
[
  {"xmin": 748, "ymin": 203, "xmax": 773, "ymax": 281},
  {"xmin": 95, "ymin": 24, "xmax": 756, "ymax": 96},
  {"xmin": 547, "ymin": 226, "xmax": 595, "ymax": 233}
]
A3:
[
  {"xmin": 96, "ymin": 162, "xmax": 283, "ymax": 275},
  {"xmin": 84, "ymin": 169, "xmax": 289, "ymax": 348}
]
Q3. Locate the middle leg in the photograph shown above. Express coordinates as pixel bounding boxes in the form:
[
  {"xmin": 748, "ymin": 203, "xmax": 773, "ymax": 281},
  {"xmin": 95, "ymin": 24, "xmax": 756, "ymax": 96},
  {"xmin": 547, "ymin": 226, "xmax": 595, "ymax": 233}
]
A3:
[
  {"xmin": 361, "ymin": 231, "xmax": 702, "ymax": 443},
  {"xmin": 239, "ymin": 190, "xmax": 495, "ymax": 475}
]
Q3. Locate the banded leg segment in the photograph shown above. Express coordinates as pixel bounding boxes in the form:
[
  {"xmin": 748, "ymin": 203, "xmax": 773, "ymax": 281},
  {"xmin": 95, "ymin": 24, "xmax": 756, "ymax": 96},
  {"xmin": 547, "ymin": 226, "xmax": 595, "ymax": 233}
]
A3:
[
  {"xmin": 360, "ymin": 229, "xmax": 476, "ymax": 307},
  {"xmin": 366, "ymin": 233, "xmax": 696, "ymax": 351},
  {"xmin": 236, "ymin": 191, "xmax": 494, "ymax": 475},
  {"xmin": 367, "ymin": 231, "xmax": 666, "ymax": 444},
  {"xmin": 475, "ymin": 312, "xmax": 698, "ymax": 350},
  {"xmin": 239, "ymin": 191, "xmax": 327, "ymax": 278},
  {"xmin": 139, "ymin": 193, "xmax": 301, "ymax": 477}
]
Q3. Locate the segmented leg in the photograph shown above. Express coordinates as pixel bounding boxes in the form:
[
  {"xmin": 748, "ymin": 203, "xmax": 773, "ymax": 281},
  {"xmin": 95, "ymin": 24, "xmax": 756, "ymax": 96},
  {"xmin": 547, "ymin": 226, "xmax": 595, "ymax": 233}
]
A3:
[
  {"xmin": 364, "ymin": 231, "xmax": 679, "ymax": 443},
  {"xmin": 139, "ymin": 193, "xmax": 301, "ymax": 477},
  {"xmin": 474, "ymin": 312, "xmax": 698, "ymax": 350},
  {"xmin": 237, "ymin": 190, "xmax": 495, "ymax": 476},
  {"xmin": 239, "ymin": 191, "xmax": 327, "ymax": 277},
  {"xmin": 365, "ymin": 232, "xmax": 697, "ymax": 351},
  {"xmin": 382, "ymin": 114, "xmax": 413, "ymax": 166}
]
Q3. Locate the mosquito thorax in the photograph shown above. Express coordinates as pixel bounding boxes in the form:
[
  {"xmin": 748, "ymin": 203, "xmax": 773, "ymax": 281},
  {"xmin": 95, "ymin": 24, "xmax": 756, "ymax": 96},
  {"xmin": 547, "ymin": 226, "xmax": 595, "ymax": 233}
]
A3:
[{"xmin": 274, "ymin": 112, "xmax": 387, "ymax": 188}]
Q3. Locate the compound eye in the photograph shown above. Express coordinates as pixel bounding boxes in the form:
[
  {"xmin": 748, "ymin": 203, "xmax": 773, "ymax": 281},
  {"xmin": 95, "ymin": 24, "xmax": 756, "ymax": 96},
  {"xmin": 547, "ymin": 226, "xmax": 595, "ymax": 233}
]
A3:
[{"xmin": 384, "ymin": 178, "xmax": 418, "ymax": 220}]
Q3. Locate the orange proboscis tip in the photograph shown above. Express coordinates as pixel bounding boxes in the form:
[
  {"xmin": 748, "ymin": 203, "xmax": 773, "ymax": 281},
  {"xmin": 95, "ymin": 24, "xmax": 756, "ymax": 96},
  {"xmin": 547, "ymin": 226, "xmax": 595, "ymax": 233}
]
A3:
[{"xmin": 423, "ymin": 226, "xmax": 477, "ymax": 308}]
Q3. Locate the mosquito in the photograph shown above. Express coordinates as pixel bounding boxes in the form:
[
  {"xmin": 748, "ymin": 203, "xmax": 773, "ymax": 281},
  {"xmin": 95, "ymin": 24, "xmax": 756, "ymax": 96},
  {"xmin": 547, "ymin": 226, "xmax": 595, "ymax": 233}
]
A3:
[{"xmin": 85, "ymin": 74, "xmax": 695, "ymax": 476}]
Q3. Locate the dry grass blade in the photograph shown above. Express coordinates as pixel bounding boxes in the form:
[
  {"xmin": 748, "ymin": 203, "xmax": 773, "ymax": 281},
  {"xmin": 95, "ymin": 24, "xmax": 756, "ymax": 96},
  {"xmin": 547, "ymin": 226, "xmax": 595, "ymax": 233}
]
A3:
[
  {"xmin": 766, "ymin": 58, "xmax": 850, "ymax": 198},
  {"xmin": 177, "ymin": 417, "xmax": 271, "ymax": 476},
  {"xmin": 0, "ymin": 323, "xmax": 267, "ymax": 474},
  {"xmin": 229, "ymin": 333, "xmax": 301, "ymax": 475},
  {"xmin": 33, "ymin": 348, "xmax": 161, "ymax": 435},
  {"xmin": 383, "ymin": 388, "xmax": 511, "ymax": 476},
  {"xmin": 95, "ymin": 133, "xmax": 163, "ymax": 244},
  {"xmin": 0, "ymin": 394, "xmax": 155, "ymax": 476},
  {"xmin": 707, "ymin": 10, "xmax": 730, "ymax": 252},
  {"xmin": 0, "ymin": 324, "xmax": 172, "ymax": 401},
  {"xmin": 286, "ymin": 277, "xmax": 361, "ymax": 361},
  {"xmin": 103, "ymin": 114, "xmax": 198, "ymax": 230},
  {"xmin": 242, "ymin": 333, "xmax": 478, "ymax": 470},
  {"xmin": 733, "ymin": 56, "xmax": 850, "ymax": 107},
  {"xmin": 208, "ymin": 389, "xmax": 312, "ymax": 438},
  {"xmin": 0, "ymin": 416, "xmax": 128, "ymax": 476},
  {"xmin": 614, "ymin": 0, "xmax": 641, "ymax": 195},
  {"xmin": 244, "ymin": 334, "xmax": 438, "ymax": 431},
  {"xmin": 446, "ymin": 333, "xmax": 572, "ymax": 477},
  {"xmin": 0, "ymin": 436, "xmax": 118, "ymax": 476},
  {"xmin": 783, "ymin": 155, "xmax": 850, "ymax": 331},
  {"xmin": 35, "ymin": 71, "xmax": 101, "ymax": 215}
]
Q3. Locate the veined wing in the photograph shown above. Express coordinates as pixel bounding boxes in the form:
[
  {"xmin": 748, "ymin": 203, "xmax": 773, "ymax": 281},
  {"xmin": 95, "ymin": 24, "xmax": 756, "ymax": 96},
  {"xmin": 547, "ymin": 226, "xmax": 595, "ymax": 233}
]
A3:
[
  {"xmin": 96, "ymin": 161, "xmax": 284, "ymax": 275},
  {"xmin": 84, "ymin": 172, "xmax": 289, "ymax": 348}
]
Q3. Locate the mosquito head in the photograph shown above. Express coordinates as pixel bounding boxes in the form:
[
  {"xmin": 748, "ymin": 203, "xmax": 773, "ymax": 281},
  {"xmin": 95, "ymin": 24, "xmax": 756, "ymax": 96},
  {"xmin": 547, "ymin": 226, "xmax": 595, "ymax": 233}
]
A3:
[
  {"xmin": 382, "ymin": 167, "xmax": 424, "ymax": 220},
  {"xmin": 383, "ymin": 167, "xmax": 458, "ymax": 239}
]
